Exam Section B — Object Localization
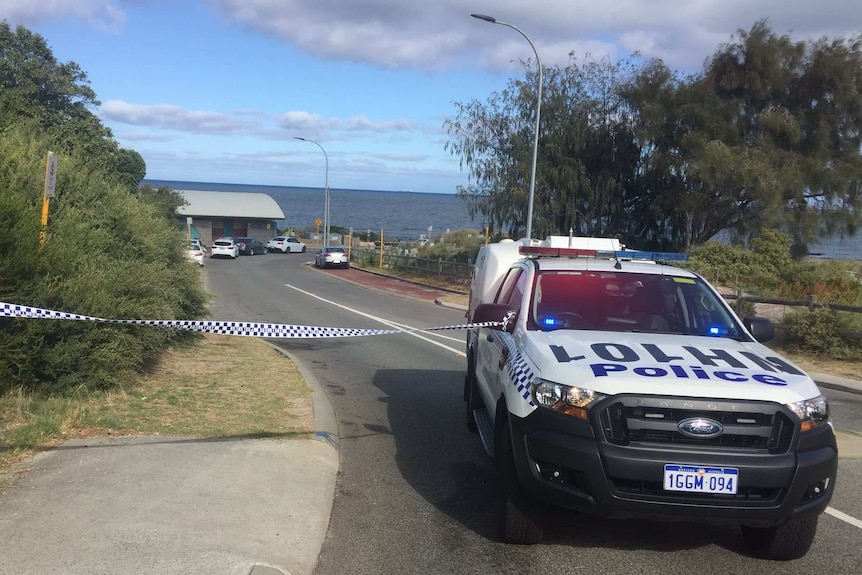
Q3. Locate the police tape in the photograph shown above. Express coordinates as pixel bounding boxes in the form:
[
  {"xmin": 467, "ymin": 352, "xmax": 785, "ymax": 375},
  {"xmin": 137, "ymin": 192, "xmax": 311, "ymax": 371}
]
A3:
[{"xmin": 0, "ymin": 301, "xmax": 501, "ymax": 338}]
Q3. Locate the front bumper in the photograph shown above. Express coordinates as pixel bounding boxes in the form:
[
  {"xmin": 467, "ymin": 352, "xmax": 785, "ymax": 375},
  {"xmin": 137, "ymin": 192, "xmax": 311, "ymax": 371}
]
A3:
[{"xmin": 508, "ymin": 399, "xmax": 838, "ymax": 527}]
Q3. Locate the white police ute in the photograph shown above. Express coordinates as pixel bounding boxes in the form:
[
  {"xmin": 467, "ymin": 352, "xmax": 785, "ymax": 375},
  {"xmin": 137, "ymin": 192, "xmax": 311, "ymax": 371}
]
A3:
[{"xmin": 464, "ymin": 236, "xmax": 837, "ymax": 560}]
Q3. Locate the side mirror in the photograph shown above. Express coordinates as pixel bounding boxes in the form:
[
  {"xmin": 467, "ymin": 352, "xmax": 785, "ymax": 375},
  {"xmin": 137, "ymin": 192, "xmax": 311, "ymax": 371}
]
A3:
[
  {"xmin": 472, "ymin": 303, "xmax": 516, "ymax": 333},
  {"xmin": 743, "ymin": 316, "xmax": 775, "ymax": 343}
]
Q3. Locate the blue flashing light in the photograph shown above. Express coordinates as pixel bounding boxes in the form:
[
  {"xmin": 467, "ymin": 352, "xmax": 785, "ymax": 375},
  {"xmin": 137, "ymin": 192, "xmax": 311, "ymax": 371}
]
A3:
[
  {"xmin": 541, "ymin": 317, "xmax": 561, "ymax": 328},
  {"xmin": 707, "ymin": 325, "xmax": 726, "ymax": 336},
  {"xmin": 613, "ymin": 251, "xmax": 689, "ymax": 262}
]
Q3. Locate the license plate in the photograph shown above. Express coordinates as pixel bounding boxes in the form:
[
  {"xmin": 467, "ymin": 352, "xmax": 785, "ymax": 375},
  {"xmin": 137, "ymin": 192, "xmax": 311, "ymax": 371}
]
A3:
[{"xmin": 663, "ymin": 464, "xmax": 738, "ymax": 494}]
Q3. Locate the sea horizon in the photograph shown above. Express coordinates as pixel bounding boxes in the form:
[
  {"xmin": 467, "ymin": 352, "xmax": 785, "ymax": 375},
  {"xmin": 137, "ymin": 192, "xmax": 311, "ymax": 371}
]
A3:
[
  {"xmin": 144, "ymin": 179, "xmax": 860, "ymax": 259},
  {"xmin": 143, "ymin": 179, "xmax": 457, "ymax": 197},
  {"xmin": 144, "ymin": 179, "xmax": 479, "ymax": 241}
]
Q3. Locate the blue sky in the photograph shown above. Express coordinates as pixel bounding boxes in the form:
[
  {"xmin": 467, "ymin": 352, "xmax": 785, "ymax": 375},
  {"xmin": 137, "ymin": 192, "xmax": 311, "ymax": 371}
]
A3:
[{"xmin": 2, "ymin": 1, "xmax": 858, "ymax": 194}]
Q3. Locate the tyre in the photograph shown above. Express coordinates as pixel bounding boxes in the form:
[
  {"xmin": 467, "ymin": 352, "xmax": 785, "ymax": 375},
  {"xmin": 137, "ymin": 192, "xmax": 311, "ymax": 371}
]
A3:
[
  {"xmin": 464, "ymin": 355, "xmax": 479, "ymax": 433},
  {"xmin": 301, "ymin": 246, "xmax": 307, "ymax": 253},
  {"xmin": 741, "ymin": 516, "xmax": 818, "ymax": 560},
  {"xmin": 495, "ymin": 417, "xmax": 544, "ymax": 544}
]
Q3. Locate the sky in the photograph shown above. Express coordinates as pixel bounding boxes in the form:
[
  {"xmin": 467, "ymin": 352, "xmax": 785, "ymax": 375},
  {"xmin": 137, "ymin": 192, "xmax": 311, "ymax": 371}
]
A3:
[{"xmin": 1, "ymin": 1, "xmax": 859, "ymax": 195}]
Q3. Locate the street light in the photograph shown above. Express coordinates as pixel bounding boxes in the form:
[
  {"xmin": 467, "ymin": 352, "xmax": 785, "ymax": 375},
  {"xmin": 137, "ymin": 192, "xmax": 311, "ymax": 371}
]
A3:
[
  {"xmin": 294, "ymin": 137, "xmax": 330, "ymax": 249},
  {"xmin": 471, "ymin": 13, "xmax": 543, "ymax": 241}
]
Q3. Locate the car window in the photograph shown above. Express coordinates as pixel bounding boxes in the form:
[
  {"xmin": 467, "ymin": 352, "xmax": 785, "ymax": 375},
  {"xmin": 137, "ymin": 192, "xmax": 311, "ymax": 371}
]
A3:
[{"xmin": 529, "ymin": 270, "xmax": 743, "ymax": 338}]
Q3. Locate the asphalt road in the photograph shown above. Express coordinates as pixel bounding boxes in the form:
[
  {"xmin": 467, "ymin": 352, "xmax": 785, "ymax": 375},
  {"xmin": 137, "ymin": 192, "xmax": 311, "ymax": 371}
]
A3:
[{"xmin": 205, "ymin": 252, "xmax": 862, "ymax": 575}]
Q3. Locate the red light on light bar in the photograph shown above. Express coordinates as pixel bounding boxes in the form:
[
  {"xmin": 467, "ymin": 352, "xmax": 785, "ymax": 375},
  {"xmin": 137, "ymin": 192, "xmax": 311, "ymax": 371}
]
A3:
[{"xmin": 519, "ymin": 246, "xmax": 598, "ymax": 257}]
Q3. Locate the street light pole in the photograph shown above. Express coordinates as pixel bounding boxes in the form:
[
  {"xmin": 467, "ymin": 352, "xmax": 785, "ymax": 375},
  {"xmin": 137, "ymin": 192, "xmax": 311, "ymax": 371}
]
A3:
[
  {"xmin": 294, "ymin": 137, "xmax": 330, "ymax": 249},
  {"xmin": 471, "ymin": 13, "xmax": 543, "ymax": 241}
]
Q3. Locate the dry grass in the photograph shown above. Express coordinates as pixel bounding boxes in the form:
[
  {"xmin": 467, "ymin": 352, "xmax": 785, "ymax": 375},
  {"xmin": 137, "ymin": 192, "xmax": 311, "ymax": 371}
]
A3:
[{"xmin": 1, "ymin": 334, "xmax": 312, "ymax": 486}]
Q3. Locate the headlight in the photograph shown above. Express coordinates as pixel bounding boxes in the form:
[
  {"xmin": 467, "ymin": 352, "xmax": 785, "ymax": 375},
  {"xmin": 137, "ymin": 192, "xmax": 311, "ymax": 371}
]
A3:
[
  {"xmin": 788, "ymin": 395, "xmax": 830, "ymax": 433},
  {"xmin": 533, "ymin": 378, "xmax": 606, "ymax": 420}
]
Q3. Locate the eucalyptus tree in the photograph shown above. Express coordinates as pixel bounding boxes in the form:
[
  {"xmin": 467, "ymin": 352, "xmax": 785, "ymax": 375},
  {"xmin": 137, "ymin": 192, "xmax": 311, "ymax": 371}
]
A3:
[
  {"xmin": 448, "ymin": 21, "xmax": 862, "ymax": 252},
  {"xmin": 445, "ymin": 56, "xmax": 644, "ymax": 240},
  {"xmin": 621, "ymin": 21, "xmax": 862, "ymax": 251}
]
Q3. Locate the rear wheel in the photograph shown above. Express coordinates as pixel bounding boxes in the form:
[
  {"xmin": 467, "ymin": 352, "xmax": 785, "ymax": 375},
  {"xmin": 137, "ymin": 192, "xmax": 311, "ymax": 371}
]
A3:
[
  {"xmin": 741, "ymin": 516, "xmax": 818, "ymax": 560},
  {"xmin": 464, "ymin": 355, "xmax": 479, "ymax": 433},
  {"xmin": 496, "ymin": 417, "xmax": 544, "ymax": 544}
]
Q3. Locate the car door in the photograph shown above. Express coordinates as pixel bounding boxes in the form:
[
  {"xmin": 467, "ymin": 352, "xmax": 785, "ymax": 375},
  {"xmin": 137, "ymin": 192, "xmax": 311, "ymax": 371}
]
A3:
[{"xmin": 475, "ymin": 266, "xmax": 525, "ymax": 418}]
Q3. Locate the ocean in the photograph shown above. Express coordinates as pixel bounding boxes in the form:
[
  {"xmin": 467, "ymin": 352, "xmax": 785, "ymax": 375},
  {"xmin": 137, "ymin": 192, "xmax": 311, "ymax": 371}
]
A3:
[
  {"xmin": 145, "ymin": 180, "xmax": 479, "ymax": 241},
  {"xmin": 145, "ymin": 179, "xmax": 860, "ymax": 258}
]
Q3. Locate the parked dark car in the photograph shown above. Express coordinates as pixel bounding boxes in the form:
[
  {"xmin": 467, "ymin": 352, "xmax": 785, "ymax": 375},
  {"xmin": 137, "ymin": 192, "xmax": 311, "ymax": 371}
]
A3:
[{"xmin": 235, "ymin": 237, "xmax": 267, "ymax": 256}]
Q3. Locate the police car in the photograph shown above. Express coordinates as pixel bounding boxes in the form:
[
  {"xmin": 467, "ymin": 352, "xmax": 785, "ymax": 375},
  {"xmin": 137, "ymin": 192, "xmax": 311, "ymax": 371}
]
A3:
[{"xmin": 464, "ymin": 236, "xmax": 837, "ymax": 560}]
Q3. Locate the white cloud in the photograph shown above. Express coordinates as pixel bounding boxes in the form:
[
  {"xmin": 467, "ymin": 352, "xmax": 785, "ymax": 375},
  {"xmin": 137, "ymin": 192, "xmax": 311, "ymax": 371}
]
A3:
[
  {"xmin": 0, "ymin": 0, "xmax": 126, "ymax": 33},
  {"xmin": 102, "ymin": 100, "xmax": 425, "ymax": 140},
  {"xmin": 208, "ymin": 0, "xmax": 861, "ymax": 72},
  {"xmin": 101, "ymin": 100, "xmax": 254, "ymax": 134}
]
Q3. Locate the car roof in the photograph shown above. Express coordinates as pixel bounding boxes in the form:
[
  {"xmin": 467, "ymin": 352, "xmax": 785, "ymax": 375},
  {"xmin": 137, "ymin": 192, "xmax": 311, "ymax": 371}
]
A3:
[{"xmin": 532, "ymin": 257, "xmax": 697, "ymax": 278}]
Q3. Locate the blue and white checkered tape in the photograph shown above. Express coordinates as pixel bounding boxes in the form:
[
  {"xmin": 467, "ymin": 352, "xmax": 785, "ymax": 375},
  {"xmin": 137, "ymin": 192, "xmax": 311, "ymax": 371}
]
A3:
[{"xmin": 0, "ymin": 301, "xmax": 502, "ymax": 338}]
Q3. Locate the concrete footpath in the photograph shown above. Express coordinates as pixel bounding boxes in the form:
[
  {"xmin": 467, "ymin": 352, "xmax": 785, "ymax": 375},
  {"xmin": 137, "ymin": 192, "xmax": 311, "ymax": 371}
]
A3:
[{"xmin": 0, "ymin": 345, "xmax": 340, "ymax": 575}]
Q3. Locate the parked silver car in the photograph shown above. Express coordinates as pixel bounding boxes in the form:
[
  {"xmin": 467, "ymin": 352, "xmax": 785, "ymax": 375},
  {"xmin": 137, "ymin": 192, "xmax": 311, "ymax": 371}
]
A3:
[{"xmin": 314, "ymin": 246, "xmax": 349, "ymax": 269}]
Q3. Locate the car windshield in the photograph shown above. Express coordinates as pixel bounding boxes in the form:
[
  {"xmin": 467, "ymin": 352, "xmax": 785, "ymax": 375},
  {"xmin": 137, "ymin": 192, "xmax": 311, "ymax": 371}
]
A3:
[
  {"xmin": 214, "ymin": 240, "xmax": 232, "ymax": 246},
  {"xmin": 528, "ymin": 270, "xmax": 745, "ymax": 340},
  {"xmin": 327, "ymin": 248, "xmax": 346, "ymax": 253}
]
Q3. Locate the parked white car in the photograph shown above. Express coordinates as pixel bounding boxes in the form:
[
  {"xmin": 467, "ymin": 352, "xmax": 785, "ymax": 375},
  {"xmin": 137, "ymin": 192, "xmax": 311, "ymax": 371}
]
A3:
[
  {"xmin": 266, "ymin": 236, "xmax": 307, "ymax": 253},
  {"xmin": 186, "ymin": 240, "xmax": 205, "ymax": 266},
  {"xmin": 210, "ymin": 237, "xmax": 239, "ymax": 259}
]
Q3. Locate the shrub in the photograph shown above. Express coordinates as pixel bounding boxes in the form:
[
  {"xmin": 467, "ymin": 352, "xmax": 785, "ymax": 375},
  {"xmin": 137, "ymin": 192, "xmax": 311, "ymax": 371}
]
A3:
[
  {"xmin": 782, "ymin": 308, "xmax": 862, "ymax": 359},
  {"xmin": 0, "ymin": 125, "xmax": 208, "ymax": 394}
]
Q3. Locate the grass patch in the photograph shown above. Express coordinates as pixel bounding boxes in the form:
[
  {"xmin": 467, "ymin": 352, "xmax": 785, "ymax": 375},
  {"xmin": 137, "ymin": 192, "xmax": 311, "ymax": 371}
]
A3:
[{"xmin": 1, "ymin": 334, "xmax": 313, "ymax": 487}]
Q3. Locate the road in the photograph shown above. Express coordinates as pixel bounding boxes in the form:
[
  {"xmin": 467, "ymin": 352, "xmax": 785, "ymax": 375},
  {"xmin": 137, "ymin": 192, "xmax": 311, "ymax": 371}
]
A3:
[{"xmin": 206, "ymin": 252, "xmax": 862, "ymax": 575}]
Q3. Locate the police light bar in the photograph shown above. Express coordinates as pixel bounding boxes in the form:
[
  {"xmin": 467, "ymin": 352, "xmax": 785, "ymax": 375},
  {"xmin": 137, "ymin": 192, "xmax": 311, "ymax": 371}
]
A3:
[
  {"xmin": 519, "ymin": 246, "xmax": 598, "ymax": 257},
  {"xmin": 612, "ymin": 251, "xmax": 689, "ymax": 262},
  {"xmin": 519, "ymin": 245, "xmax": 688, "ymax": 262}
]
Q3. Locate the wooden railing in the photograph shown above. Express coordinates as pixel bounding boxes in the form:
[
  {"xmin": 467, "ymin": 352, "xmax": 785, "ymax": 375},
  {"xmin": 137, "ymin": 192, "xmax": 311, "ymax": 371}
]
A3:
[{"xmin": 350, "ymin": 249, "xmax": 473, "ymax": 285}]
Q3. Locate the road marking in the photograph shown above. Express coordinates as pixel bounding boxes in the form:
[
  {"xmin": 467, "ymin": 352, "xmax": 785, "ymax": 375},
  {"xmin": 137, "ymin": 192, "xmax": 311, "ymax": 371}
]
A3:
[
  {"xmin": 284, "ymin": 284, "xmax": 466, "ymax": 357},
  {"xmin": 826, "ymin": 507, "xmax": 862, "ymax": 529}
]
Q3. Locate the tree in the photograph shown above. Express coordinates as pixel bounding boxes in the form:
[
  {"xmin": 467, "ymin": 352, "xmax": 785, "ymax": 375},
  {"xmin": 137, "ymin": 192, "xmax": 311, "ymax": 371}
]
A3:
[
  {"xmin": 0, "ymin": 23, "xmax": 207, "ymax": 394},
  {"xmin": 0, "ymin": 21, "xmax": 99, "ymax": 129},
  {"xmin": 115, "ymin": 148, "xmax": 147, "ymax": 191},
  {"xmin": 446, "ymin": 21, "xmax": 862, "ymax": 252},
  {"xmin": 697, "ymin": 21, "xmax": 862, "ymax": 253}
]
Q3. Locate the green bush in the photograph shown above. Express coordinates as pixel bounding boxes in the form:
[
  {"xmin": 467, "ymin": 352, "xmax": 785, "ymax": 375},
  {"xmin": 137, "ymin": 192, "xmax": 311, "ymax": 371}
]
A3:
[
  {"xmin": 416, "ymin": 228, "xmax": 485, "ymax": 263},
  {"xmin": 782, "ymin": 308, "xmax": 862, "ymax": 360},
  {"xmin": 0, "ymin": 125, "xmax": 208, "ymax": 394}
]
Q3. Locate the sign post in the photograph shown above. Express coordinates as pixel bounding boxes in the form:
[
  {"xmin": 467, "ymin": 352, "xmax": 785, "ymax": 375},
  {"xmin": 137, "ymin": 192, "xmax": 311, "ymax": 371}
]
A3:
[{"xmin": 40, "ymin": 151, "xmax": 57, "ymax": 249}]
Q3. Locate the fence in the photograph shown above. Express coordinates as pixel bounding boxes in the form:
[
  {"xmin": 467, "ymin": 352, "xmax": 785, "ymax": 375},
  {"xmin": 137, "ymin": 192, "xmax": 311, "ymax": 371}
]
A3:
[{"xmin": 351, "ymin": 249, "xmax": 473, "ymax": 285}]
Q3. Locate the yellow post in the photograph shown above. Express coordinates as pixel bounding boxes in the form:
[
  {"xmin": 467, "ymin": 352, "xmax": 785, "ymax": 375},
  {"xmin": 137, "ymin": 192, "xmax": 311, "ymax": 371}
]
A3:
[
  {"xmin": 378, "ymin": 229, "xmax": 384, "ymax": 268},
  {"xmin": 485, "ymin": 225, "xmax": 489, "ymax": 245},
  {"xmin": 40, "ymin": 151, "xmax": 57, "ymax": 250}
]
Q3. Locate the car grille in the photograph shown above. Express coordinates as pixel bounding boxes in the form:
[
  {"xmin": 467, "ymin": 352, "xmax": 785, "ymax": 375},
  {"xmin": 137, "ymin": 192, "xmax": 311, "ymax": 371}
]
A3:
[{"xmin": 598, "ymin": 396, "xmax": 795, "ymax": 454}]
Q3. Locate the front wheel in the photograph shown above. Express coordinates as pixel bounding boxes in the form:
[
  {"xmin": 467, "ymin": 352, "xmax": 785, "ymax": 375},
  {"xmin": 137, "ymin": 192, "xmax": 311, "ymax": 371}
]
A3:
[
  {"xmin": 301, "ymin": 246, "xmax": 307, "ymax": 253},
  {"xmin": 741, "ymin": 516, "xmax": 818, "ymax": 560},
  {"xmin": 496, "ymin": 417, "xmax": 544, "ymax": 544}
]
